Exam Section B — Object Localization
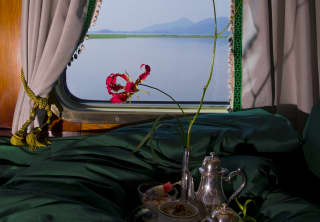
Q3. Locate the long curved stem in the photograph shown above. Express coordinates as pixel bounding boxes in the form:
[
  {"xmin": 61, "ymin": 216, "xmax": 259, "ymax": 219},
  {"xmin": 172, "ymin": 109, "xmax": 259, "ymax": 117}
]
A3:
[
  {"xmin": 140, "ymin": 83, "xmax": 188, "ymax": 146},
  {"xmin": 186, "ymin": 0, "xmax": 218, "ymax": 150},
  {"xmin": 140, "ymin": 83, "xmax": 187, "ymax": 117}
]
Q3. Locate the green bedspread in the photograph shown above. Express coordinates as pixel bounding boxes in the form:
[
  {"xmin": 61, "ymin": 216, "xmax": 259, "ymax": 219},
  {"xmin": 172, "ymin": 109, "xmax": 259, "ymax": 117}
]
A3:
[{"xmin": 0, "ymin": 109, "xmax": 319, "ymax": 221}]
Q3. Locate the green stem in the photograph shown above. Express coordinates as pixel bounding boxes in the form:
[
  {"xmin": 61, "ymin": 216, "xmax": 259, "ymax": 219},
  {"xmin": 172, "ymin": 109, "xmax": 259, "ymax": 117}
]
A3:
[
  {"xmin": 186, "ymin": 0, "xmax": 218, "ymax": 150},
  {"xmin": 140, "ymin": 83, "xmax": 187, "ymax": 117},
  {"xmin": 140, "ymin": 83, "xmax": 188, "ymax": 146}
]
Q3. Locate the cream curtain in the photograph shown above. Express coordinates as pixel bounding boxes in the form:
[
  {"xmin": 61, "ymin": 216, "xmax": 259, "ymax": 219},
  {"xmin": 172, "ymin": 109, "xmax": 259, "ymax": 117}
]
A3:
[
  {"xmin": 241, "ymin": 0, "xmax": 320, "ymax": 114},
  {"xmin": 12, "ymin": 0, "xmax": 90, "ymax": 136}
]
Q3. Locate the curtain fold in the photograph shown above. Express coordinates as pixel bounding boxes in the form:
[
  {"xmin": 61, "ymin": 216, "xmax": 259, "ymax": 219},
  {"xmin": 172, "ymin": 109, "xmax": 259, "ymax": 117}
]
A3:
[
  {"xmin": 12, "ymin": 0, "xmax": 90, "ymax": 135},
  {"xmin": 241, "ymin": 0, "xmax": 319, "ymax": 114}
]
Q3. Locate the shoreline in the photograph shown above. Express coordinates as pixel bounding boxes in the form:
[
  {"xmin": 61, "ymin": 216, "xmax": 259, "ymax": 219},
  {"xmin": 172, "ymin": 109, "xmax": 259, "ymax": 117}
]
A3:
[{"xmin": 88, "ymin": 34, "xmax": 216, "ymax": 39}]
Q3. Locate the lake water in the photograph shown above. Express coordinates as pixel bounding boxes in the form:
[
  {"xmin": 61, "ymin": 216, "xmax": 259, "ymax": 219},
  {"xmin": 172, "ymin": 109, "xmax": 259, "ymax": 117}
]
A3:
[{"xmin": 66, "ymin": 37, "xmax": 230, "ymax": 103}]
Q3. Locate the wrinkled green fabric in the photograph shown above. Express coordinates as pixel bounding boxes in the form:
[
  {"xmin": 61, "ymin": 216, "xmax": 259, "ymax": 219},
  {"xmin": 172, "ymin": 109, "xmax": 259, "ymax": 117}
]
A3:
[
  {"xmin": 303, "ymin": 104, "xmax": 320, "ymax": 179},
  {"xmin": 257, "ymin": 191, "xmax": 320, "ymax": 222},
  {"xmin": 0, "ymin": 109, "xmax": 316, "ymax": 222}
]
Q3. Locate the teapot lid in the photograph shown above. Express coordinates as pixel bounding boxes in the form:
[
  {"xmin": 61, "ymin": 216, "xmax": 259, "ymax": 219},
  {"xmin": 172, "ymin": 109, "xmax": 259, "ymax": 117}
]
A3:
[
  {"xmin": 199, "ymin": 152, "xmax": 221, "ymax": 175},
  {"xmin": 216, "ymin": 204, "xmax": 236, "ymax": 215}
]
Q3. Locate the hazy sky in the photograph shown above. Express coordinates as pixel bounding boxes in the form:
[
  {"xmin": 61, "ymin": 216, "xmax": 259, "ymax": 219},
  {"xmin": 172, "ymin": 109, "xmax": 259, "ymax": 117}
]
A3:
[{"xmin": 91, "ymin": 0, "xmax": 230, "ymax": 31}]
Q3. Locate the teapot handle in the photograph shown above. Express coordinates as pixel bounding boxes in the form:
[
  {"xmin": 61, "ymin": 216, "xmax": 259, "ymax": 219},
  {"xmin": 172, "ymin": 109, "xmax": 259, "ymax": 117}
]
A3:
[{"xmin": 224, "ymin": 168, "xmax": 246, "ymax": 204}]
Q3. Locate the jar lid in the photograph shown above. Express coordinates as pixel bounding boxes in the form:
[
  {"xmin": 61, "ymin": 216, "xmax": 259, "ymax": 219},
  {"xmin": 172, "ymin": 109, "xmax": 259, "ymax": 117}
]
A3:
[
  {"xmin": 211, "ymin": 203, "xmax": 239, "ymax": 221},
  {"xmin": 218, "ymin": 204, "xmax": 236, "ymax": 215}
]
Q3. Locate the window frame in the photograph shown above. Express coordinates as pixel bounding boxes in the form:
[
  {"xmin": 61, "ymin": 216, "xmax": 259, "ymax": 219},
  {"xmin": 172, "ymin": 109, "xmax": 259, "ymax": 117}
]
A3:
[
  {"xmin": 55, "ymin": 70, "xmax": 228, "ymax": 124},
  {"xmin": 54, "ymin": 0, "xmax": 242, "ymax": 124}
]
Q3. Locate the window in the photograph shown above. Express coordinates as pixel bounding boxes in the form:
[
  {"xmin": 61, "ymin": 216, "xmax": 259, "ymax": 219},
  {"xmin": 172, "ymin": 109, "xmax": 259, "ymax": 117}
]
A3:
[{"xmin": 57, "ymin": 0, "xmax": 232, "ymax": 123}]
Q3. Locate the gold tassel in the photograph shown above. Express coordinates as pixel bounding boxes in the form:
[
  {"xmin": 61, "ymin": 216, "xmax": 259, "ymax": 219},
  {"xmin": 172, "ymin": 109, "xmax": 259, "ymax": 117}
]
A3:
[
  {"xmin": 25, "ymin": 128, "xmax": 47, "ymax": 151},
  {"xmin": 10, "ymin": 69, "xmax": 53, "ymax": 151},
  {"xmin": 10, "ymin": 133, "xmax": 26, "ymax": 146}
]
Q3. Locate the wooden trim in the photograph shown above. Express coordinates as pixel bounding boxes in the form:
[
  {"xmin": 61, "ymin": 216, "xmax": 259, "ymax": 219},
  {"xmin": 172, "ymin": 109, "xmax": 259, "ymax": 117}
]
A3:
[
  {"xmin": 0, "ymin": 0, "xmax": 22, "ymax": 128},
  {"xmin": 48, "ymin": 116, "xmax": 119, "ymax": 136},
  {"xmin": 0, "ymin": 128, "xmax": 12, "ymax": 137},
  {"xmin": 81, "ymin": 123, "xmax": 120, "ymax": 131}
]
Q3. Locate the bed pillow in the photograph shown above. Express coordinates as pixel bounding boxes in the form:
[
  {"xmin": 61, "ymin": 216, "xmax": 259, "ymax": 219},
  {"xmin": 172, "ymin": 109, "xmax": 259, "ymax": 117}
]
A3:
[
  {"xmin": 111, "ymin": 108, "xmax": 300, "ymax": 157},
  {"xmin": 197, "ymin": 109, "xmax": 301, "ymax": 156}
]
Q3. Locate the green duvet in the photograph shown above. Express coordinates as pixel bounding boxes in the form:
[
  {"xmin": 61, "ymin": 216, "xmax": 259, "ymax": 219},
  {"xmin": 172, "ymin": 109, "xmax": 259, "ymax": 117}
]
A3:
[{"xmin": 0, "ymin": 109, "xmax": 319, "ymax": 221}]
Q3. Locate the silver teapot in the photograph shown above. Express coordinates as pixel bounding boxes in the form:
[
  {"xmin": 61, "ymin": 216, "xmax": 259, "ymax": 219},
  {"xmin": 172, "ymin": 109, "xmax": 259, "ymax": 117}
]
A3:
[{"xmin": 181, "ymin": 151, "xmax": 246, "ymax": 213}]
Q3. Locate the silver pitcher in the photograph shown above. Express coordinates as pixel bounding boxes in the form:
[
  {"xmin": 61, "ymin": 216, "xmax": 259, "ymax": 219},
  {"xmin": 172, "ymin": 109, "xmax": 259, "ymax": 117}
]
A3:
[{"xmin": 181, "ymin": 151, "xmax": 246, "ymax": 213}]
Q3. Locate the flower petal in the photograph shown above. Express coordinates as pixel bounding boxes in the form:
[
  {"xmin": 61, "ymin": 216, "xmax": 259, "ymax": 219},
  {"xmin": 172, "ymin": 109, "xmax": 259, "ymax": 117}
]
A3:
[
  {"xmin": 137, "ymin": 64, "xmax": 151, "ymax": 83},
  {"xmin": 125, "ymin": 81, "xmax": 137, "ymax": 93},
  {"xmin": 110, "ymin": 93, "xmax": 129, "ymax": 104},
  {"xmin": 140, "ymin": 64, "xmax": 151, "ymax": 73},
  {"xmin": 144, "ymin": 65, "xmax": 151, "ymax": 73},
  {"xmin": 140, "ymin": 64, "xmax": 146, "ymax": 69},
  {"xmin": 106, "ymin": 65, "xmax": 151, "ymax": 103},
  {"xmin": 106, "ymin": 73, "xmax": 129, "ymax": 94},
  {"xmin": 138, "ymin": 73, "xmax": 149, "ymax": 82}
]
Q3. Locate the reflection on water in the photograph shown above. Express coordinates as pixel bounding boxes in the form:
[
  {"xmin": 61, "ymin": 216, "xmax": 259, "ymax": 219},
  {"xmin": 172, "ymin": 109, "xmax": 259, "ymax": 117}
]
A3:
[{"xmin": 66, "ymin": 37, "xmax": 229, "ymax": 102}]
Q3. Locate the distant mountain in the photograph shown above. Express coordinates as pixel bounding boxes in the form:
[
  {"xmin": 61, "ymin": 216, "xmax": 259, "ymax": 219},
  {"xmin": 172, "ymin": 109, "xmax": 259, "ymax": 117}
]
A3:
[
  {"xmin": 187, "ymin": 17, "xmax": 230, "ymax": 35},
  {"xmin": 137, "ymin": 17, "xmax": 230, "ymax": 35},
  {"xmin": 91, "ymin": 17, "xmax": 231, "ymax": 35},
  {"xmin": 135, "ymin": 17, "xmax": 194, "ymax": 34}
]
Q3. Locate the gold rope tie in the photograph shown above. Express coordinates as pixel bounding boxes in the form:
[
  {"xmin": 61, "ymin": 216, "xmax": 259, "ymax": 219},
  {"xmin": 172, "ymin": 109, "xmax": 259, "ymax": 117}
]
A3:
[{"xmin": 10, "ymin": 69, "xmax": 53, "ymax": 151}]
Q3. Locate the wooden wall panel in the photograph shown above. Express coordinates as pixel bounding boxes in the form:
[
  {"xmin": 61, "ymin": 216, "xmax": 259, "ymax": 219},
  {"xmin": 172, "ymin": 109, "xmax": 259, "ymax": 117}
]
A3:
[{"xmin": 0, "ymin": 0, "xmax": 22, "ymax": 128}]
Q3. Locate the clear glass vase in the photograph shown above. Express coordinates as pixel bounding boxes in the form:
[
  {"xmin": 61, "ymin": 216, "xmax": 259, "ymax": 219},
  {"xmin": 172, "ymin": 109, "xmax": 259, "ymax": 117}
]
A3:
[{"xmin": 180, "ymin": 148, "xmax": 195, "ymax": 202}]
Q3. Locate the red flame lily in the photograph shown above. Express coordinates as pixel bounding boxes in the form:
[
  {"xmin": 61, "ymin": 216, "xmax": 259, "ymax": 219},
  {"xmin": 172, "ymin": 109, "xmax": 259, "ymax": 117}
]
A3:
[{"xmin": 106, "ymin": 64, "xmax": 151, "ymax": 103}]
